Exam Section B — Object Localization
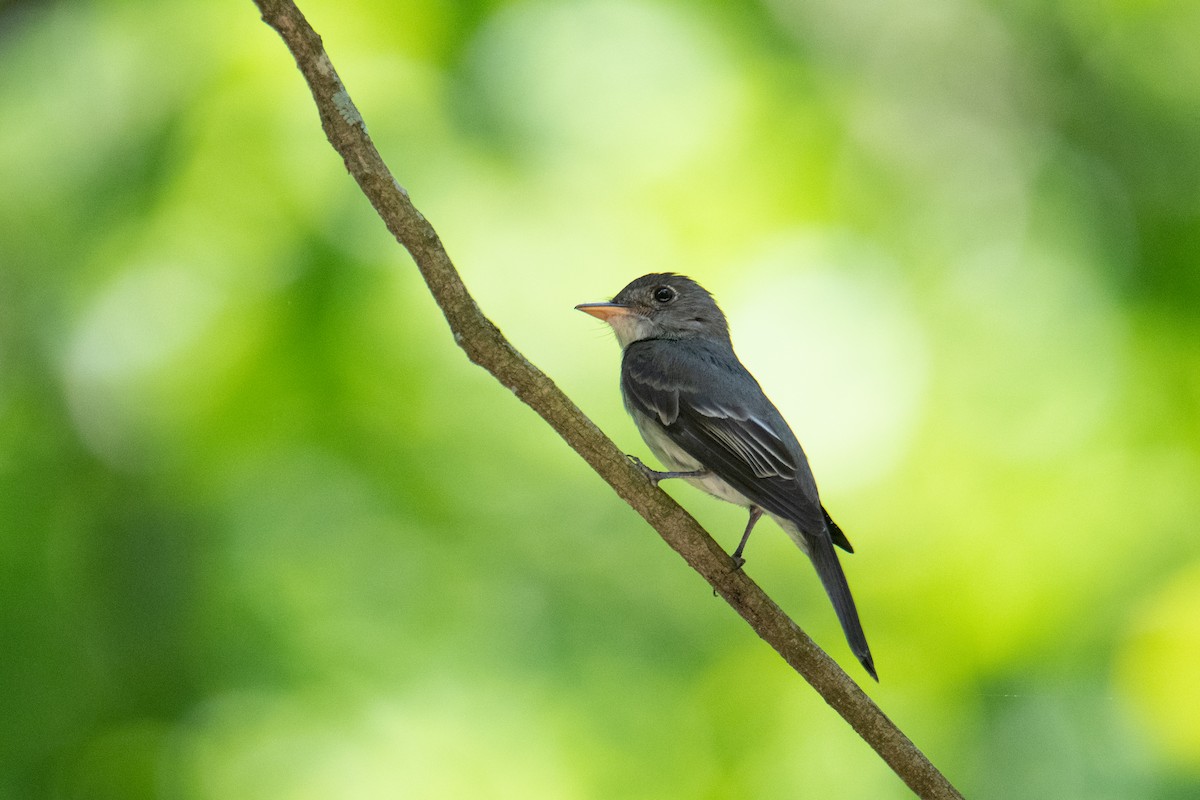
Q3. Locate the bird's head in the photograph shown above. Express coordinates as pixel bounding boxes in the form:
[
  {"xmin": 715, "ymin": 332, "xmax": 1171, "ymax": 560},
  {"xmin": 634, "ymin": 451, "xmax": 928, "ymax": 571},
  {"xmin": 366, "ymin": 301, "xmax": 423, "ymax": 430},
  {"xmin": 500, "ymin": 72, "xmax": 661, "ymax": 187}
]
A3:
[{"xmin": 575, "ymin": 273, "xmax": 730, "ymax": 348}]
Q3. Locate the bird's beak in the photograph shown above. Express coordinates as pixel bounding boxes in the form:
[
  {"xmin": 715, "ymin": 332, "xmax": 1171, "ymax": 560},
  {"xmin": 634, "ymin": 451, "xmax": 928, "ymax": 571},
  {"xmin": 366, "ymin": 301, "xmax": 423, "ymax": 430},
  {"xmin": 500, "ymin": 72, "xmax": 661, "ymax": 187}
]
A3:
[{"xmin": 575, "ymin": 302, "xmax": 633, "ymax": 321}]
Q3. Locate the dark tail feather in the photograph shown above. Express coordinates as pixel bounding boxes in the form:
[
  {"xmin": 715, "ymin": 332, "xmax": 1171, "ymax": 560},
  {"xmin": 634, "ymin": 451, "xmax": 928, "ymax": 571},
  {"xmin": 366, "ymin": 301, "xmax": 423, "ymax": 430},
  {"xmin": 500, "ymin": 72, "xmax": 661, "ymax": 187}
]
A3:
[
  {"xmin": 809, "ymin": 532, "xmax": 877, "ymax": 681},
  {"xmin": 822, "ymin": 505, "xmax": 854, "ymax": 553}
]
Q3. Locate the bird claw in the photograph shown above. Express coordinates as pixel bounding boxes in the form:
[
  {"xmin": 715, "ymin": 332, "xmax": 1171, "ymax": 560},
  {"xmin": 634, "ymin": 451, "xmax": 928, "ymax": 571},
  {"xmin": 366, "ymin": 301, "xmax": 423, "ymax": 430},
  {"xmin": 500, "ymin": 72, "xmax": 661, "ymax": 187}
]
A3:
[
  {"xmin": 712, "ymin": 555, "xmax": 748, "ymax": 596},
  {"xmin": 627, "ymin": 455, "xmax": 663, "ymax": 486},
  {"xmin": 627, "ymin": 455, "xmax": 709, "ymax": 488}
]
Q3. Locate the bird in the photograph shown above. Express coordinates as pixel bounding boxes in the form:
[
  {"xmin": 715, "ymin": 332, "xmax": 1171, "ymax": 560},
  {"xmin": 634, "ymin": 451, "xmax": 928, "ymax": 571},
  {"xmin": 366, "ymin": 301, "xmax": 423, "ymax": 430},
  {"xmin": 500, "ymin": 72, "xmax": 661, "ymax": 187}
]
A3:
[{"xmin": 576, "ymin": 273, "xmax": 876, "ymax": 681}]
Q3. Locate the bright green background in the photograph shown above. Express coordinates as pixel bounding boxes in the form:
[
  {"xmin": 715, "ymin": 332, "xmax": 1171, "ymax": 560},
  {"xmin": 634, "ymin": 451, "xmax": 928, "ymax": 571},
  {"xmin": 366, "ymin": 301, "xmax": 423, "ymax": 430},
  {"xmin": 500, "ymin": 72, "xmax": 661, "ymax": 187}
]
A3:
[{"xmin": 3, "ymin": 0, "xmax": 1199, "ymax": 797}]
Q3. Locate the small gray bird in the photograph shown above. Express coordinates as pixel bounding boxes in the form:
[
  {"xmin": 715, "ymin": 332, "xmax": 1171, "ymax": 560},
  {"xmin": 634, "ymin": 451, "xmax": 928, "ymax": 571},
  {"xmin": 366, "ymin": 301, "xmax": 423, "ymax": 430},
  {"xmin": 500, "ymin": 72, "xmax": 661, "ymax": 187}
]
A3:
[{"xmin": 577, "ymin": 273, "xmax": 876, "ymax": 680}]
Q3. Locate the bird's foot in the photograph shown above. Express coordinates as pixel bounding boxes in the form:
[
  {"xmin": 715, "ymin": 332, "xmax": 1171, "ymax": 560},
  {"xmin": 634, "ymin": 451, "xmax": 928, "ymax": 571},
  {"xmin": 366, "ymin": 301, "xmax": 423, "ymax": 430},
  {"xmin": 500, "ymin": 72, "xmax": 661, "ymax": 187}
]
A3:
[
  {"xmin": 626, "ymin": 455, "xmax": 707, "ymax": 487},
  {"xmin": 626, "ymin": 455, "xmax": 660, "ymax": 485},
  {"xmin": 712, "ymin": 555, "xmax": 748, "ymax": 596}
]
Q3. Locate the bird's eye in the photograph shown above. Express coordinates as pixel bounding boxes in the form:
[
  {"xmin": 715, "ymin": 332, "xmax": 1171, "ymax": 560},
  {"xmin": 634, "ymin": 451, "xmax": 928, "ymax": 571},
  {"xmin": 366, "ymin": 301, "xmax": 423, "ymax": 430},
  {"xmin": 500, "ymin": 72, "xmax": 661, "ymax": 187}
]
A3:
[{"xmin": 653, "ymin": 286, "xmax": 676, "ymax": 303}]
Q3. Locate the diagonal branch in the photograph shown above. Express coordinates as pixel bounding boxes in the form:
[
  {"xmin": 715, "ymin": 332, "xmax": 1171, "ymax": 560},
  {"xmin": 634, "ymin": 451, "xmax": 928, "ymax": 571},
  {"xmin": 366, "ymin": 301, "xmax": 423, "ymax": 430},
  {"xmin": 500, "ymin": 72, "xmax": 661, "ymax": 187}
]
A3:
[{"xmin": 250, "ymin": 2, "xmax": 963, "ymax": 797}]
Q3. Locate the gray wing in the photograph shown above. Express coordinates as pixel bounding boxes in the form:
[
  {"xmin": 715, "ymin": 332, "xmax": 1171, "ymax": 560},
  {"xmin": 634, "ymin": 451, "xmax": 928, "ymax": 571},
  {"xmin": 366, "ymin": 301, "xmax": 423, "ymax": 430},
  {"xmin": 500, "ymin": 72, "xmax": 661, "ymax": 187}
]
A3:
[
  {"xmin": 623, "ymin": 340, "xmax": 872, "ymax": 677},
  {"xmin": 622, "ymin": 340, "xmax": 850, "ymax": 550}
]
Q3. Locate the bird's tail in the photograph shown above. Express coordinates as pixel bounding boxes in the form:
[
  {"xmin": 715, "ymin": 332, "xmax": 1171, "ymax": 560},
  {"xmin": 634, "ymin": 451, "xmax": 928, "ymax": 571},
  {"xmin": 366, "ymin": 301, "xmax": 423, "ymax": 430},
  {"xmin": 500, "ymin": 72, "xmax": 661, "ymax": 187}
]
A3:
[{"xmin": 808, "ymin": 532, "xmax": 877, "ymax": 681}]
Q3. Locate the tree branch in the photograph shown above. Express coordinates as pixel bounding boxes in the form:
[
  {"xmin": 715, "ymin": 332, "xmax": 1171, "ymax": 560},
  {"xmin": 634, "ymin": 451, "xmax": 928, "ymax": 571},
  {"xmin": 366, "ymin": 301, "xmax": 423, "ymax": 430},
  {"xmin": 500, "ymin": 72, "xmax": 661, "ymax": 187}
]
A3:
[{"xmin": 250, "ymin": 2, "xmax": 963, "ymax": 797}]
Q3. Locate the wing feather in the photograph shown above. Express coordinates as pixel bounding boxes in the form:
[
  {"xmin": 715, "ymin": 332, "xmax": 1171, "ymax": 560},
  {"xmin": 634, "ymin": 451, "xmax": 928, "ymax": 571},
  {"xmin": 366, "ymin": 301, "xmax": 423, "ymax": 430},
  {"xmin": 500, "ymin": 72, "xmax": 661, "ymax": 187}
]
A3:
[{"xmin": 622, "ymin": 340, "xmax": 834, "ymax": 539}]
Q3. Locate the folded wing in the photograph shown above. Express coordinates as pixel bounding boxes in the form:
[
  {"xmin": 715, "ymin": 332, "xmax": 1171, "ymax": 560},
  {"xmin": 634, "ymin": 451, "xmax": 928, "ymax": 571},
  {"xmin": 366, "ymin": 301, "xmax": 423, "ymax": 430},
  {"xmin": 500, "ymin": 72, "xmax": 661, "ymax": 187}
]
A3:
[{"xmin": 622, "ymin": 342, "xmax": 836, "ymax": 544}]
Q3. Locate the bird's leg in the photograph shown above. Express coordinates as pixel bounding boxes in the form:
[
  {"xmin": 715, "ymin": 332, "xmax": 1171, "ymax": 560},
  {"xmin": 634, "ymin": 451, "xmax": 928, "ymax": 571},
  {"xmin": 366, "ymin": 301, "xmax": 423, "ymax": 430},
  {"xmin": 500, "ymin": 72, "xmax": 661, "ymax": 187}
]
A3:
[
  {"xmin": 730, "ymin": 507, "xmax": 763, "ymax": 570},
  {"xmin": 627, "ymin": 455, "xmax": 708, "ymax": 487}
]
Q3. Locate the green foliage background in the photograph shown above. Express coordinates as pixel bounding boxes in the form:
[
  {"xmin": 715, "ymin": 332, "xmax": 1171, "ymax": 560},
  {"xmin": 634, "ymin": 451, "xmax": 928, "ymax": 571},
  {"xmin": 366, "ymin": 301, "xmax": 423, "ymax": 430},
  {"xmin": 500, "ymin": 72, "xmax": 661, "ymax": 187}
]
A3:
[{"xmin": 3, "ymin": 0, "xmax": 1199, "ymax": 797}]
